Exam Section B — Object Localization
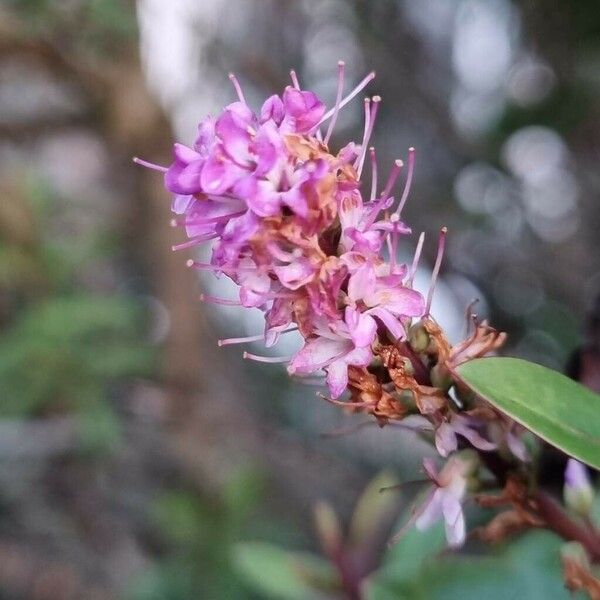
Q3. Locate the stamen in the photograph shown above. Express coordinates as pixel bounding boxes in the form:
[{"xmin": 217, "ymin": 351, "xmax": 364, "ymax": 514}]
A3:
[
  {"xmin": 291, "ymin": 377, "xmax": 327, "ymax": 386},
  {"xmin": 218, "ymin": 333, "xmax": 266, "ymax": 347},
  {"xmin": 186, "ymin": 260, "xmax": 258, "ymax": 274},
  {"xmin": 290, "ymin": 69, "xmax": 300, "ymax": 89},
  {"xmin": 381, "ymin": 159, "xmax": 403, "ymax": 201},
  {"xmin": 228, "ymin": 73, "xmax": 246, "ymax": 103},
  {"xmin": 243, "ymin": 352, "xmax": 292, "ymax": 364},
  {"xmin": 133, "ymin": 157, "xmax": 168, "ymax": 172},
  {"xmin": 171, "ymin": 233, "xmax": 218, "ymax": 251},
  {"xmin": 356, "ymin": 96, "xmax": 380, "ymax": 177},
  {"xmin": 407, "ymin": 232, "xmax": 425, "ymax": 286},
  {"xmin": 464, "ymin": 298, "xmax": 480, "ymax": 336},
  {"xmin": 170, "ymin": 210, "xmax": 245, "ymax": 227},
  {"xmin": 314, "ymin": 70, "xmax": 376, "ymax": 128},
  {"xmin": 389, "ymin": 215, "xmax": 401, "ymax": 273},
  {"xmin": 316, "ymin": 392, "xmax": 371, "ymax": 409},
  {"xmin": 394, "ymin": 147, "xmax": 415, "ymax": 216},
  {"xmin": 199, "ymin": 294, "xmax": 242, "ymax": 306},
  {"xmin": 354, "ymin": 97, "xmax": 370, "ymax": 168},
  {"xmin": 324, "ymin": 61, "xmax": 345, "ymax": 145},
  {"xmin": 425, "ymin": 227, "xmax": 448, "ymax": 314},
  {"xmin": 363, "ymin": 194, "xmax": 394, "ymax": 230},
  {"xmin": 369, "ymin": 147, "xmax": 378, "ymax": 201}
]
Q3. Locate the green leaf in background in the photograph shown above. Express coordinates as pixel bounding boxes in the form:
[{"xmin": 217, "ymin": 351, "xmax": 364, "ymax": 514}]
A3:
[
  {"xmin": 367, "ymin": 530, "xmax": 580, "ymax": 600},
  {"xmin": 233, "ymin": 541, "xmax": 337, "ymax": 600},
  {"xmin": 364, "ymin": 523, "xmax": 446, "ymax": 599},
  {"xmin": 457, "ymin": 357, "xmax": 600, "ymax": 469}
]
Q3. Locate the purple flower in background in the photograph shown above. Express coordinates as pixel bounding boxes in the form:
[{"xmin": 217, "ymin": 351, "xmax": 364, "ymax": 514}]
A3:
[
  {"xmin": 564, "ymin": 459, "xmax": 594, "ymax": 518},
  {"xmin": 415, "ymin": 455, "xmax": 476, "ymax": 548}
]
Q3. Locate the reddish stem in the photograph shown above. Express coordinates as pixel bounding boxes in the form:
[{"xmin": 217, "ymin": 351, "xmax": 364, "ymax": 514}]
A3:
[{"xmin": 533, "ymin": 490, "xmax": 600, "ymax": 563}]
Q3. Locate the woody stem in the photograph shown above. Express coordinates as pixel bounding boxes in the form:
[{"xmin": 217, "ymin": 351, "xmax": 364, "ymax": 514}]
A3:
[{"xmin": 479, "ymin": 450, "xmax": 600, "ymax": 563}]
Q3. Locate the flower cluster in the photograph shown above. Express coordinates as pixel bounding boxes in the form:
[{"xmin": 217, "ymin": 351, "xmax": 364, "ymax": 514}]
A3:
[{"xmin": 136, "ymin": 64, "xmax": 518, "ymax": 547}]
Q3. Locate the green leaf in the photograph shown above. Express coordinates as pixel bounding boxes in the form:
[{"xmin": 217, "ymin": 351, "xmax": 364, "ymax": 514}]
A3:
[
  {"xmin": 457, "ymin": 357, "xmax": 600, "ymax": 469},
  {"xmin": 364, "ymin": 523, "xmax": 446, "ymax": 600},
  {"xmin": 367, "ymin": 530, "xmax": 576, "ymax": 600},
  {"xmin": 232, "ymin": 542, "xmax": 336, "ymax": 600},
  {"xmin": 349, "ymin": 471, "xmax": 399, "ymax": 545}
]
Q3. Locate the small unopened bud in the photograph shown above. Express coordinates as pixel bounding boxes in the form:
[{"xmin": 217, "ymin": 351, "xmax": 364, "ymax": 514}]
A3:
[
  {"xmin": 400, "ymin": 356, "xmax": 414, "ymax": 376},
  {"xmin": 430, "ymin": 363, "xmax": 452, "ymax": 391},
  {"xmin": 409, "ymin": 322, "xmax": 430, "ymax": 353},
  {"xmin": 313, "ymin": 501, "xmax": 342, "ymax": 557},
  {"xmin": 564, "ymin": 459, "xmax": 594, "ymax": 518}
]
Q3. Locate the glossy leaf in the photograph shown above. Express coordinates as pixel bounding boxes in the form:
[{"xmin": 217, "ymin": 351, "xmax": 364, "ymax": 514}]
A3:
[{"xmin": 457, "ymin": 357, "xmax": 600, "ymax": 469}]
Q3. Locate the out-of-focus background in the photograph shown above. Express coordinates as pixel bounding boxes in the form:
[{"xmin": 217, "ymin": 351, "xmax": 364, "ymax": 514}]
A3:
[{"xmin": 0, "ymin": 1, "xmax": 598, "ymax": 598}]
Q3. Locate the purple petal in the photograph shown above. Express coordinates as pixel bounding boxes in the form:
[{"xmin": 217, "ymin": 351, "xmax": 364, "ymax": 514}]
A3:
[
  {"xmin": 235, "ymin": 177, "xmax": 282, "ymax": 217},
  {"xmin": 370, "ymin": 287, "xmax": 425, "ymax": 318},
  {"xmin": 260, "ymin": 94, "xmax": 285, "ymax": 125},
  {"xmin": 288, "ymin": 337, "xmax": 349, "ymax": 374},
  {"xmin": 441, "ymin": 494, "xmax": 465, "ymax": 547},
  {"xmin": 367, "ymin": 307, "xmax": 405, "ymax": 341},
  {"xmin": 194, "ymin": 116, "xmax": 216, "ymax": 153},
  {"xmin": 415, "ymin": 488, "xmax": 444, "ymax": 531},
  {"xmin": 282, "ymin": 87, "xmax": 326, "ymax": 132},
  {"xmin": 565, "ymin": 459, "xmax": 591, "ymax": 490},
  {"xmin": 347, "ymin": 264, "xmax": 376, "ymax": 304},
  {"xmin": 274, "ymin": 260, "xmax": 314, "ymax": 290},
  {"xmin": 200, "ymin": 155, "xmax": 245, "ymax": 195},
  {"xmin": 454, "ymin": 419, "xmax": 496, "ymax": 453},
  {"xmin": 280, "ymin": 187, "xmax": 309, "ymax": 218},
  {"xmin": 435, "ymin": 423, "xmax": 458, "ymax": 458},
  {"xmin": 343, "ymin": 345, "xmax": 373, "ymax": 367},
  {"xmin": 506, "ymin": 428, "xmax": 529, "ymax": 462},
  {"xmin": 171, "ymin": 194, "xmax": 194, "ymax": 215},
  {"xmin": 345, "ymin": 307, "xmax": 377, "ymax": 348},
  {"xmin": 215, "ymin": 111, "xmax": 252, "ymax": 166},
  {"xmin": 326, "ymin": 359, "xmax": 349, "ymax": 399}
]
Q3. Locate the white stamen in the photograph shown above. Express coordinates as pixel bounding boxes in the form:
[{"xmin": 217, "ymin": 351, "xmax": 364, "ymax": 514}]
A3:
[
  {"xmin": 356, "ymin": 96, "xmax": 380, "ymax": 177},
  {"xmin": 220, "ymin": 326, "xmax": 298, "ymax": 347},
  {"xmin": 290, "ymin": 69, "xmax": 300, "ymax": 89},
  {"xmin": 381, "ymin": 159, "xmax": 403, "ymax": 201},
  {"xmin": 218, "ymin": 334, "xmax": 266, "ymax": 347},
  {"xmin": 324, "ymin": 61, "xmax": 345, "ymax": 145},
  {"xmin": 426, "ymin": 227, "xmax": 448, "ymax": 314},
  {"xmin": 228, "ymin": 72, "xmax": 246, "ymax": 103},
  {"xmin": 243, "ymin": 352, "xmax": 292, "ymax": 364},
  {"xmin": 186, "ymin": 260, "xmax": 258, "ymax": 274},
  {"xmin": 171, "ymin": 210, "xmax": 245, "ymax": 228},
  {"xmin": 133, "ymin": 157, "xmax": 167, "ymax": 172},
  {"xmin": 369, "ymin": 147, "xmax": 378, "ymax": 201},
  {"xmin": 394, "ymin": 147, "xmax": 415, "ymax": 216},
  {"xmin": 171, "ymin": 233, "xmax": 219, "ymax": 252},
  {"xmin": 199, "ymin": 294, "xmax": 241, "ymax": 306},
  {"xmin": 407, "ymin": 232, "xmax": 425, "ymax": 287},
  {"xmin": 314, "ymin": 71, "xmax": 376, "ymax": 129}
]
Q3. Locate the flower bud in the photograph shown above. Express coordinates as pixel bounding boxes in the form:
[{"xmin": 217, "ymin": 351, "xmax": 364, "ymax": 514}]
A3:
[
  {"xmin": 564, "ymin": 459, "xmax": 594, "ymax": 518},
  {"xmin": 313, "ymin": 501, "xmax": 342, "ymax": 557},
  {"xmin": 430, "ymin": 363, "xmax": 452, "ymax": 391},
  {"xmin": 409, "ymin": 322, "xmax": 430, "ymax": 353}
]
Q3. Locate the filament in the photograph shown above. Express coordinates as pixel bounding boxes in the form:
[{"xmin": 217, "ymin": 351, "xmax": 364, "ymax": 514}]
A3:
[{"xmin": 324, "ymin": 61, "xmax": 345, "ymax": 145}]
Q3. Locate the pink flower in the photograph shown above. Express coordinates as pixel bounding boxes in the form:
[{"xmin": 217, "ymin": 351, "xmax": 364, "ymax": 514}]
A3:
[
  {"xmin": 435, "ymin": 413, "xmax": 496, "ymax": 458},
  {"xmin": 288, "ymin": 309, "xmax": 376, "ymax": 399},
  {"xmin": 346, "ymin": 263, "xmax": 425, "ymax": 340},
  {"xmin": 415, "ymin": 455, "xmax": 475, "ymax": 548},
  {"xmin": 137, "ymin": 64, "xmax": 428, "ymax": 403},
  {"xmin": 564, "ymin": 459, "xmax": 594, "ymax": 517}
]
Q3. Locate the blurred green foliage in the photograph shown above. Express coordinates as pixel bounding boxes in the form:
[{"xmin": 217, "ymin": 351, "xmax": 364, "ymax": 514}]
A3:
[
  {"xmin": 5, "ymin": 0, "xmax": 137, "ymax": 53},
  {"xmin": 129, "ymin": 468, "xmax": 276, "ymax": 600},
  {"xmin": 0, "ymin": 175, "xmax": 154, "ymax": 453}
]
